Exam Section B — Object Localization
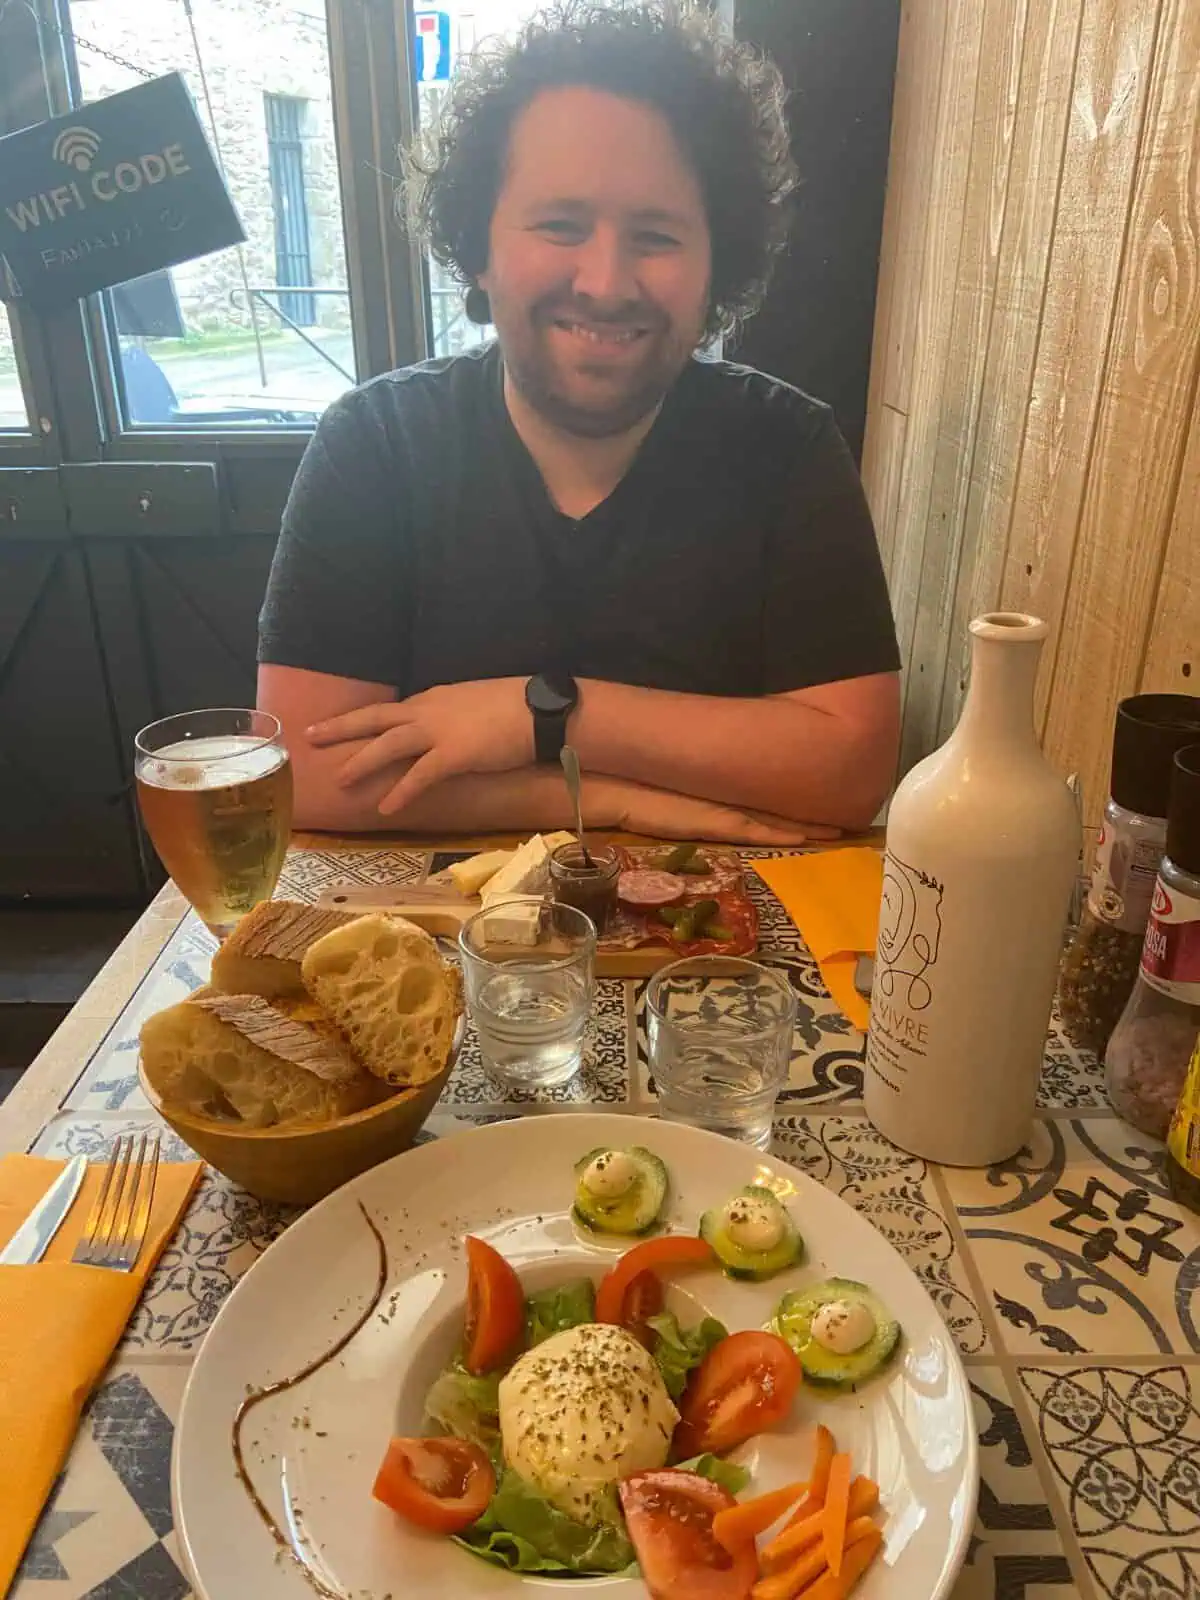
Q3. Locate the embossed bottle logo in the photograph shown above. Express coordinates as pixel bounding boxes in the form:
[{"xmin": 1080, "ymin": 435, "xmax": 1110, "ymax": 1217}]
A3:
[{"xmin": 866, "ymin": 853, "xmax": 944, "ymax": 1091}]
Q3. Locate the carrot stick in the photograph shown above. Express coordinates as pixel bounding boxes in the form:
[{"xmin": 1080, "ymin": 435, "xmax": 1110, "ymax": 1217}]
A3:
[
  {"xmin": 822, "ymin": 1452, "xmax": 853, "ymax": 1575},
  {"xmin": 779, "ymin": 1425, "xmax": 835, "ymax": 1531},
  {"xmin": 762, "ymin": 1505, "xmax": 825, "ymax": 1568},
  {"xmin": 841, "ymin": 1515, "xmax": 882, "ymax": 1549},
  {"xmin": 762, "ymin": 1477, "xmax": 878, "ymax": 1573},
  {"xmin": 795, "ymin": 1526, "xmax": 882, "ymax": 1600},
  {"xmin": 751, "ymin": 1544, "xmax": 829, "ymax": 1600},
  {"xmin": 712, "ymin": 1481, "xmax": 809, "ymax": 1552}
]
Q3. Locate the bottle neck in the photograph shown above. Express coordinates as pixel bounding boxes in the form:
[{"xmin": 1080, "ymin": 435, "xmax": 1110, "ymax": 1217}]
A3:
[{"xmin": 954, "ymin": 632, "xmax": 1044, "ymax": 753}]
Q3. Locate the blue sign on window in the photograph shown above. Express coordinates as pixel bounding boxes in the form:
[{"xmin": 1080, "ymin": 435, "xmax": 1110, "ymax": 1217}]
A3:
[{"xmin": 414, "ymin": 10, "xmax": 453, "ymax": 82}]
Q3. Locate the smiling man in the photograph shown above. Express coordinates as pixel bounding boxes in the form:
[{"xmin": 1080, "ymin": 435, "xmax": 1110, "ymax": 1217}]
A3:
[{"xmin": 258, "ymin": 1, "xmax": 901, "ymax": 843}]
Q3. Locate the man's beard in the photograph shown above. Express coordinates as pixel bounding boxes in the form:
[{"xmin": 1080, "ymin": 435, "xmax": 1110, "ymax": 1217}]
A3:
[{"xmin": 496, "ymin": 298, "xmax": 699, "ymax": 439}]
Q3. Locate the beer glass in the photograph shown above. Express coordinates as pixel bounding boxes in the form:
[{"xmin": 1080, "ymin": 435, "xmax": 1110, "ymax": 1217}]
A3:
[{"xmin": 134, "ymin": 708, "xmax": 293, "ymax": 938}]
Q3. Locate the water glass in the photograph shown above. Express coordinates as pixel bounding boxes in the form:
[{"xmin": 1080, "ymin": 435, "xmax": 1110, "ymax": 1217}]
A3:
[
  {"xmin": 458, "ymin": 902, "xmax": 597, "ymax": 1088},
  {"xmin": 646, "ymin": 957, "xmax": 797, "ymax": 1148}
]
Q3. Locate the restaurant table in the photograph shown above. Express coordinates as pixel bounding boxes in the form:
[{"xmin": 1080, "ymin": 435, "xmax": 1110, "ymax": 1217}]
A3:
[{"xmin": 2, "ymin": 835, "xmax": 1197, "ymax": 1600}]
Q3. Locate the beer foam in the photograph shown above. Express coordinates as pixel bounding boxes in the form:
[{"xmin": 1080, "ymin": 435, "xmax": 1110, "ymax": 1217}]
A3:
[{"xmin": 140, "ymin": 735, "xmax": 287, "ymax": 791}]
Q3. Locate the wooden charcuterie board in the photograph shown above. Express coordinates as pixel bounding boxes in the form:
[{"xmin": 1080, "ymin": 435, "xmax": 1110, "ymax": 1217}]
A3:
[{"xmin": 315, "ymin": 846, "xmax": 760, "ymax": 977}]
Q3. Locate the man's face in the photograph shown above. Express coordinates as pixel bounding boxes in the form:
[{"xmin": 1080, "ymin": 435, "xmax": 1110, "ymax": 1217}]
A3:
[{"xmin": 479, "ymin": 86, "xmax": 712, "ymax": 439}]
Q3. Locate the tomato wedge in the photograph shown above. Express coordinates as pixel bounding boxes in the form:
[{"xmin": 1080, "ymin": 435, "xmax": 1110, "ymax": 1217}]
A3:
[
  {"xmin": 621, "ymin": 1268, "xmax": 665, "ymax": 1346},
  {"xmin": 620, "ymin": 1469, "xmax": 758, "ymax": 1600},
  {"xmin": 673, "ymin": 1330, "xmax": 801, "ymax": 1458},
  {"xmin": 372, "ymin": 1436, "xmax": 494, "ymax": 1534},
  {"xmin": 463, "ymin": 1235, "xmax": 524, "ymax": 1374},
  {"xmin": 595, "ymin": 1235, "xmax": 715, "ymax": 1326}
]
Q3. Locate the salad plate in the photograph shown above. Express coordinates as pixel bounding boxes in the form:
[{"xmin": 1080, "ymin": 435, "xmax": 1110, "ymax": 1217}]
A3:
[{"xmin": 173, "ymin": 1112, "xmax": 978, "ymax": 1599}]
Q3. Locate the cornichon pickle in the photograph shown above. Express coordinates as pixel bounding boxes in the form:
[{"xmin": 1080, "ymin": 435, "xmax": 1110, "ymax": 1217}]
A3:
[
  {"xmin": 659, "ymin": 842, "xmax": 699, "ymax": 872},
  {"xmin": 673, "ymin": 899, "xmax": 719, "ymax": 941}
]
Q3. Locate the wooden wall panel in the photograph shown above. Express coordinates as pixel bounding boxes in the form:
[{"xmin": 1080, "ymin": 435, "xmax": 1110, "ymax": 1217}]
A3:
[
  {"xmin": 887, "ymin": 0, "xmax": 985, "ymax": 680},
  {"xmin": 1141, "ymin": 383, "xmax": 1200, "ymax": 693},
  {"xmin": 1040, "ymin": 0, "xmax": 1200, "ymax": 814},
  {"xmin": 1000, "ymin": 0, "xmax": 1160, "ymax": 660},
  {"xmin": 862, "ymin": 0, "xmax": 1200, "ymax": 826},
  {"xmin": 933, "ymin": 0, "xmax": 1084, "ymax": 742},
  {"xmin": 899, "ymin": 0, "xmax": 1027, "ymax": 772},
  {"xmin": 864, "ymin": 402, "xmax": 908, "ymax": 569},
  {"xmin": 862, "ymin": 0, "xmax": 949, "ymax": 455}
]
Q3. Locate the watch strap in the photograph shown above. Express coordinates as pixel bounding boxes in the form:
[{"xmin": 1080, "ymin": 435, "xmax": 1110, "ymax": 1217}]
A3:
[
  {"xmin": 526, "ymin": 671, "xmax": 578, "ymax": 764},
  {"xmin": 532, "ymin": 703, "xmax": 569, "ymax": 764}
]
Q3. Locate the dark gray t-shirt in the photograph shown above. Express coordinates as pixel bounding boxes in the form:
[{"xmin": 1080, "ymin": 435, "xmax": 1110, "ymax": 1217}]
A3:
[{"xmin": 258, "ymin": 344, "xmax": 899, "ymax": 697}]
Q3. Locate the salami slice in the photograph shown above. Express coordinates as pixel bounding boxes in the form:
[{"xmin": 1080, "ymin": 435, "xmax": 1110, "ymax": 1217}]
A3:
[{"xmin": 617, "ymin": 869, "xmax": 687, "ymax": 909}]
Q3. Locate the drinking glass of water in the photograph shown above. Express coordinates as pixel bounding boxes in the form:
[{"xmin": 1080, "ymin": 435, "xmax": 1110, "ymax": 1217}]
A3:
[
  {"xmin": 646, "ymin": 957, "xmax": 797, "ymax": 1149},
  {"xmin": 458, "ymin": 902, "xmax": 596, "ymax": 1089}
]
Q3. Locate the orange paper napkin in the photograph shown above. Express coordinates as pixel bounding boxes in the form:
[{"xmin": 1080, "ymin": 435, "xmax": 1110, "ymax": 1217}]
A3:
[
  {"xmin": 0, "ymin": 1152, "xmax": 202, "ymax": 1597},
  {"xmin": 752, "ymin": 848, "xmax": 884, "ymax": 1030}
]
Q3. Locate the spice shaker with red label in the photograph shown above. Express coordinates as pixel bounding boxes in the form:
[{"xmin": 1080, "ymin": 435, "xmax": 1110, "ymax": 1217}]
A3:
[
  {"xmin": 1059, "ymin": 694, "xmax": 1200, "ymax": 1055},
  {"xmin": 1105, "ymin": 745, "xmax": 1200, "ymax": 1137}
]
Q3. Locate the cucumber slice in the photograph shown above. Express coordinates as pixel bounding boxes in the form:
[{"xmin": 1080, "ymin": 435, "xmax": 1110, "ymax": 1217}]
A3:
[
  {"xmin": 768, "ymin": 1277, "xmax": 900, "ymax": 1387},
  {"xmin": 699, "ymin": 1185, "xmax": 804, "ymax": 1281},
  {"xmin": 572, "ymin": 1146, "xmax": 669, "ymax": 1236}
]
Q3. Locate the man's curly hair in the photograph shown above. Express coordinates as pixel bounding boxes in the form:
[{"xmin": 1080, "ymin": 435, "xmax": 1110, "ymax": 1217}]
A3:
[{"xmin": 405, "ymin": 1, "xmax": 796, "ymax": 340}]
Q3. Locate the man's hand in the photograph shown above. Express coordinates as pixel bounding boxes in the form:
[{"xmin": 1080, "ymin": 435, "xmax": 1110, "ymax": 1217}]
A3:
[
  {"xmin": 305, "ymin": 679, "xmax": 532, "ymax": 812},
  {"xmin": 610, "ymin": 781, "xmax": 840, "ymax": 847}
]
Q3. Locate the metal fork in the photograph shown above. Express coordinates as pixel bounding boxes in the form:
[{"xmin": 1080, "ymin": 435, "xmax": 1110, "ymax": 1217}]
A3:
[{"xmin": 72, "ymin": 1133, "xmax": 161, "ymax": 1271}]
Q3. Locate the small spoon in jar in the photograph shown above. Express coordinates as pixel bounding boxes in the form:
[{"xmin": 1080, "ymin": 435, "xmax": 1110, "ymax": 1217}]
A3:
[{"xmin": 559, "ymin": 745, "xmax": 595, "ymax": 868}]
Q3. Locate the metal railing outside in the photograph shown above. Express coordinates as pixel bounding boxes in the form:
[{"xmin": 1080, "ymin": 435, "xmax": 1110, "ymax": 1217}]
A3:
[{"xmin": 232, "ymin": 282, "xmax": 481, "ymax": 388}]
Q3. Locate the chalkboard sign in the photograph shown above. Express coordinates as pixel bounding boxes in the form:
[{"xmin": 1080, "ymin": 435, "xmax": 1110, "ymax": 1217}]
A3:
[{"xmin": 0, "ymin": 73, "xmax": 245, "ymax": 311}]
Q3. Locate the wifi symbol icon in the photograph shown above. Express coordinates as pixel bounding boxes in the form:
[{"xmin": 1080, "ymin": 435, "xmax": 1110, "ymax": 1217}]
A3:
[{"xmin": 52, "ymin": 126, "xmax": 102, "ymax": 172}]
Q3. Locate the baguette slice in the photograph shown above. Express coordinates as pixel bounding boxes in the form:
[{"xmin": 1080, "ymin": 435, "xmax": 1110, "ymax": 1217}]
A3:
[
  {"xmin": 211, "ymin": 900, "xmax": 360, "ymax": 999},
  {"xmin": 301, "ymin": 914, "xmax": 462, "ymax": 1087},
  {"xmin": 139, "ymin": 988, "xmax": 376, "ymax": 1128}
]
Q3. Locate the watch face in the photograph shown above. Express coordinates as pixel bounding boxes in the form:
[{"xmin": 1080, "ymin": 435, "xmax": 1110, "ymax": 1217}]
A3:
[{"xmin": 527, "ymin": 671, "xmax": 578, "ymax": 716}]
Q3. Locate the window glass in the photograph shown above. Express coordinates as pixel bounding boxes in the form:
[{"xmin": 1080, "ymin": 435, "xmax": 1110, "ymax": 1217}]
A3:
[
  {"xmin": 416, "ymin": 2, "xmax": 558, "ymax": 359},
  {"xmin": 67, "ymin": 0, "xmax": 358, "ymax": 426},
  {"xmin": 0, "ymin": 308, "xmax": 30, "ymax": 430}
]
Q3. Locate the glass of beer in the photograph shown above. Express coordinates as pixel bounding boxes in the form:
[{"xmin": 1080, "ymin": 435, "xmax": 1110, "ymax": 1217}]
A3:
[{"xmin": 134, "ymin": 708, "xmax": 293, "ymax": 938}]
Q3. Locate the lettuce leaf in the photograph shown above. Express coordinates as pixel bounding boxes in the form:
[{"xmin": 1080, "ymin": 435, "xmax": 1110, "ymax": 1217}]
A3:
[
  {"xmin": 675, "ymin": 1452, "xmax": 752, "ymax": 1495},
  {"xmin": 525, "ymin": 1278, "xmax": 596, "ymax": 1348},
  {"xmin": 423, "ymin": 1361, "xmax": 502, "ymax": 1456},
  {"xmin": 455, "ymin": 1471, "xmax": 635, "ymax": 1574},
  {"xmin": 646, "ymin": 1311, "xmax": 728, "ymax": 1399}
]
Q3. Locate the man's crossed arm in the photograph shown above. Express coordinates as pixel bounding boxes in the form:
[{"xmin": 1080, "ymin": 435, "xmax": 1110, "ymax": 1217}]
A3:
[{"xmin": 258, "ymin": 662, "xmax": 899, "ymax": 842}]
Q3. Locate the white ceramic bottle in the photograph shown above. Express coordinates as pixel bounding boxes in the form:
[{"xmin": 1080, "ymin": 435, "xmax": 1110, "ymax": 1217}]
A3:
[{"xmin": 864, "ymin": 613, "xmax": 1081, "ymax": 1166}]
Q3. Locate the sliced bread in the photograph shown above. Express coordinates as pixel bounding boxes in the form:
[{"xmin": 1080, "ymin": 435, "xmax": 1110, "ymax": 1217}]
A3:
[
  {"xmin": 301, "ymin": 913, "xmax": 462, "ymax": 1087},
  {"xmin": 210, "ymin": 899, "xmax": 359, "ymax": 998},
  {"xmin": 139, "ymin": 988, "xmax": 376, "ymax": 1127}
]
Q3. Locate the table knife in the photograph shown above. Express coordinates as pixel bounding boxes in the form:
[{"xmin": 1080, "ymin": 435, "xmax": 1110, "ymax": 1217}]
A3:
[{"xmin": 0, "ymin": 1154, "xmax": 88, "ymax": 1265}]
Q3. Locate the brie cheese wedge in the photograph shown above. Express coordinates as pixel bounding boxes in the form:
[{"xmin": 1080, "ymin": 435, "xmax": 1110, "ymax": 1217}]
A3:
[{"xmin": 482, "ymin": 834, "xmax": 552, "ymax": 902}]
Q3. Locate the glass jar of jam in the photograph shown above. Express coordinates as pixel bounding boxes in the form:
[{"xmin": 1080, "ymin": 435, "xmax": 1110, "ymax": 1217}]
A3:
[{"xmin": 549, "ymin": 841, "xmax": 621, "ymax": 934}]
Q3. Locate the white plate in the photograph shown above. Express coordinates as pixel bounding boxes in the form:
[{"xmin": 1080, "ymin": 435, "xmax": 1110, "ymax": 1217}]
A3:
[{"xmin": 173, "ymin": 1113, "xmax": 978, "ymax": 1599}]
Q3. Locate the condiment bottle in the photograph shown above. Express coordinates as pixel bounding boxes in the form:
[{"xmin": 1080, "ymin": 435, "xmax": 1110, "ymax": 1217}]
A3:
[
  {"xmin": 1105, "ymin": 746, "xmax": 1200, "ymax": 1139},
  {"xmin": 1059, "ymin": 695, "xmax": 1200, "ymax": 1055},
  {"xmin": 1166, "ymin": 1029, "xmax": 1200, "ymax": 1213},
  {"xmin": 864, "ymin": 613, "xmax": 1080, "ymax": 1166}
]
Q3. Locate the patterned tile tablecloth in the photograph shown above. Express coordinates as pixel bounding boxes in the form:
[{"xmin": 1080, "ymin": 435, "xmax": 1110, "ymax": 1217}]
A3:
[{"xmin": 5, "ymin": 844, "xmax": 1198, "ymax": 1600}]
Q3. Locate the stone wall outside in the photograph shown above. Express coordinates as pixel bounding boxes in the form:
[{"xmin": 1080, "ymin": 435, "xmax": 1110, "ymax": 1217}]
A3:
[{"xmin": 73, "ymin": 0, "xmax": 349, "ymax": 334}]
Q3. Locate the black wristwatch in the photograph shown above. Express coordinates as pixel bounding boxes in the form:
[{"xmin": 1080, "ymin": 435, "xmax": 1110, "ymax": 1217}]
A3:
[{"xmin": 525, "ymin": 670, "xmax": 579, "ymax": 764}]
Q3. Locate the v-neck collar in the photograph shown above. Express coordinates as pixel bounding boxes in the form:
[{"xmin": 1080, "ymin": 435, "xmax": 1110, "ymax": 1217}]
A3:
[{"xmin": 486, "ymin": 343, "xmax": 691, "ymax": 531}]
